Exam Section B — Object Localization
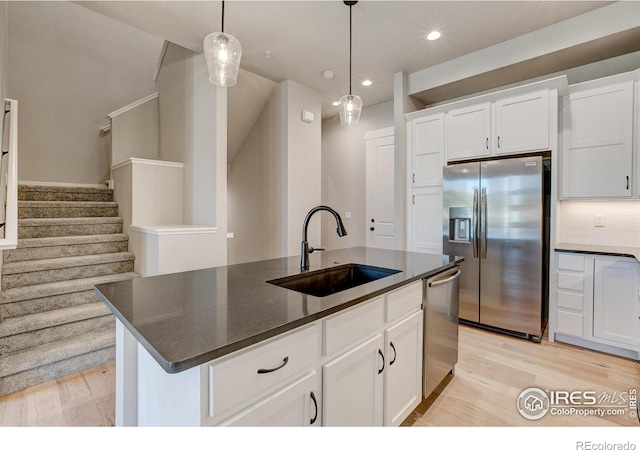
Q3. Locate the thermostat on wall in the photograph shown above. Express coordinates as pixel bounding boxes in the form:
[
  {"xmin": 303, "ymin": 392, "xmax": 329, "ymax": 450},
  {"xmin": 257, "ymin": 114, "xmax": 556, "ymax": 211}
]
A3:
[{"xmin": 301, "ymin": 110, "xmax": 314, "ymax": 123}]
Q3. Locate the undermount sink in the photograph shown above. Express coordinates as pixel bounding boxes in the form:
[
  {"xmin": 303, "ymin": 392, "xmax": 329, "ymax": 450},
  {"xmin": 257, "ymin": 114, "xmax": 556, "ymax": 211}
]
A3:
[{"xmin": 267, "ymin": 263, "xmax": 402, "ymax": 297}]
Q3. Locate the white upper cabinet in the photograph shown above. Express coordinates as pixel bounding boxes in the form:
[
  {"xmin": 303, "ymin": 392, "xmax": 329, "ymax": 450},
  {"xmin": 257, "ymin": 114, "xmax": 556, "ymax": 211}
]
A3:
[
  {"xmin": 494, "ymin": 89, "xmax": 549, "ymax": 155},
  {"xmin": 445, "ymin": 88, "xmax": 554, "ymax": 162},
  {"xmin": 446, "ymin": 102, "xmax": 492, "ymax": 161},
  {"xmin": 561, "ymin": 79, "xmax": 634, "ymax": 199},
  {"xmin": 409, "ymin": 112, "xmax": 445, "ymax": 186}
]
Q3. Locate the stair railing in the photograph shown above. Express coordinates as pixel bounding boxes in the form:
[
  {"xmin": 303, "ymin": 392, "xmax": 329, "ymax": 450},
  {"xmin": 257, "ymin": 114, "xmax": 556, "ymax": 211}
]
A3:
[{"xmin": 0, "ymin": 98, "xmax": 18, "ymax": 249}]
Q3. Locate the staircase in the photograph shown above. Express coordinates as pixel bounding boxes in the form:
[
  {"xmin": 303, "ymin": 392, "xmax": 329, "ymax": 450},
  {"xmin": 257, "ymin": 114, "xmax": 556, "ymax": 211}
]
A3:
[{"xmin": 0, "ymin": 184, "xmax": 138, "ymax": 396}]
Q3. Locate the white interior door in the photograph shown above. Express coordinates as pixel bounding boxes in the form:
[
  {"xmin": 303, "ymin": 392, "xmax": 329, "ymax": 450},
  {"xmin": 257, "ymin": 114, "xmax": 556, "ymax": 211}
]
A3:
[{"xmin": 366, "ymin": 129, "xmax": 395, "ymax": 249}]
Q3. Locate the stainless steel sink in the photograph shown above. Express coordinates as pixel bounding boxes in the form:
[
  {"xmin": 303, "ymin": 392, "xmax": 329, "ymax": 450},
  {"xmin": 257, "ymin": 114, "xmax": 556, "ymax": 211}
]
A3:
[{"xmin": 267, "ymin": 263, "xmax": 401, "ymax": 297}]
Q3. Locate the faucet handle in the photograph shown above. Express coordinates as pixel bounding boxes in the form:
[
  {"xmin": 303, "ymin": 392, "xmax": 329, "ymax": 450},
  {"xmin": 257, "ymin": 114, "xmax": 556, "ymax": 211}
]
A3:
[{"xmin": 309, "ymin": 247, "xmax": 325, "ymax": 253}]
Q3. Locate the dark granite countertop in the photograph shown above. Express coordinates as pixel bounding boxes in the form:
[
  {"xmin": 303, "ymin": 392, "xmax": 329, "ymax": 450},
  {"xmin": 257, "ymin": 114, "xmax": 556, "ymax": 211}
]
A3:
[
  {"xmin": 555, "ymin": 243, "xmax": 640, "ymax": 261},
  {"xmin": 93, "ymin": 247, "xmax": 462, "ymax": 374}
]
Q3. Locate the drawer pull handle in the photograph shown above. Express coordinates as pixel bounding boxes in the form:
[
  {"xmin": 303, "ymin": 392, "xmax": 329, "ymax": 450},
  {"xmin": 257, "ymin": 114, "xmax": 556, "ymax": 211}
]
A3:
[
  {"xmin": 389, "ymin": 342, "xmax": 397, "ymax": 366},
  {"xmin": 257, "ymin": 356, "xmax": 289, "ymax": 374},
  {"xmin": 377, "ymin": 349, "xmax": 385, "ymax": 374},
  {"xmin": 310, "ymin": 391, "xmax": 318, "ymax": 425}
]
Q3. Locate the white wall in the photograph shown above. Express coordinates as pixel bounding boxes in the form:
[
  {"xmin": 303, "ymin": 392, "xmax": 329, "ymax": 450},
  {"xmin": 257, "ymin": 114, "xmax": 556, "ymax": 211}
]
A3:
[
  {"xmin": 0, "ymin": 3, "xmax": 7, "ymax": 106},
  {"xmin": 227, "ymin": 79, "xmax": 321, "ymax": 265},
  {"xmin": 7, "ymin": 2, "xmax": 162, "ymax": 185},
  {"xmin": 321, "ymin": 101, "xmax": 394, "ymax": 250},
  {"xmin": 109, "ymin": 94, "xmax": 159, "ymax": 166},
  {"xmin": 155, "ymin": 42, "xmax": 227, "ymax": 266},
  {"xmin": 228, "ymin": 87, "xmax": 282, "ymax": 265},
  {"xmin": 283, "ymin": 80, "xmax": 322, "ymax": 257}
]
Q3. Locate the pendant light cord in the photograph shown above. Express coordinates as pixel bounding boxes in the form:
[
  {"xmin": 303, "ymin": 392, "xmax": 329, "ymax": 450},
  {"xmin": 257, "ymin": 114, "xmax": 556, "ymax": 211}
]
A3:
[
  {"xmin": 221, "ymin": 0, "xmax": 225, "ymax": 33},
  {"xmin": 349, "ymin": 3, "xmax": 352, "ymax": 95}
]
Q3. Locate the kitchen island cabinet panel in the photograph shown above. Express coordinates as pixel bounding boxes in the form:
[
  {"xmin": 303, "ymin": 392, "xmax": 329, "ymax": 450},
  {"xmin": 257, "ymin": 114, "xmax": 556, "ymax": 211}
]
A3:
[
  {"xmin": 322, "ymin": 333, "xmax": 384, "ymax": 426},
  {"xmin": 383, "ymin": 309, "xmax": 423, "ymax": 427},
  {"xmin": 218, "ymin": 371, "xmax": 319, "ymax": 427}
]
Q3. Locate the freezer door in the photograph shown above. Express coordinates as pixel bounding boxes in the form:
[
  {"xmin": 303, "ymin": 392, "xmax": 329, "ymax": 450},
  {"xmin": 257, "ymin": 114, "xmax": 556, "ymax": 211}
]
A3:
[
  {"xmin": 479, "ymin": 156, "xmax": 543, "ymax": 336},
  {"xmin": 443, "ymin": 162, "xmax": 479, "ymax": 323}
]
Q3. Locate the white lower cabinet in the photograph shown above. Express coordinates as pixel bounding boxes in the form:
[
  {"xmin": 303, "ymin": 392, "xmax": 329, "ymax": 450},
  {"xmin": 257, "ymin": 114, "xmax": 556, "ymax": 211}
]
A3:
[
  {"xmin": 384, "ymin": 309, "xmax": 423, "ymax": 426},
  {"xmin": 322, "ymin": 333, "xmax": 385, "ymax": 426},
  {"xmin": 553, "ymin": 252, "xmax": 640, "ymax": 358},
  {"xmin": 322, "ymin": 281, "xmax": 424, "ymax": 427},
  {"xmin": 219, "ymin": 371, "xmax": 320, "ymax": 427},
  {"xmin": 593, "ymin": 258, "xmax": 640, "ymax": 348}
]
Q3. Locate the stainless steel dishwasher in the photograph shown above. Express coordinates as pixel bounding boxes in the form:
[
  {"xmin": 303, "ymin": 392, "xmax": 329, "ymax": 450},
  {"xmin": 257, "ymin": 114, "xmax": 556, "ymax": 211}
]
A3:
[{"xmin": 423, "ymin": 265, "xmax": 461, "ymax": 399}]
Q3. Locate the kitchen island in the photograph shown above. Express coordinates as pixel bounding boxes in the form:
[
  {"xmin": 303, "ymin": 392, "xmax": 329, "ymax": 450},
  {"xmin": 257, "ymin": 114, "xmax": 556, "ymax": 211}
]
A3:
[{"xmin": 94, "ymin": 247, "xmax": 462, "ymax": 426}]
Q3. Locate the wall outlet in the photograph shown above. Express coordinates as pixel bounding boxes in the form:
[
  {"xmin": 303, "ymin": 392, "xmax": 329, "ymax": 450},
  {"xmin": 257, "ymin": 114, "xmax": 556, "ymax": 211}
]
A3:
[
  {"xmin": 344, "ymin": 211, "xmax": 351, "ymax": 219},
  {"xmin": 594, "ymin": 214, "xmax": 605, "ymax": 227}
]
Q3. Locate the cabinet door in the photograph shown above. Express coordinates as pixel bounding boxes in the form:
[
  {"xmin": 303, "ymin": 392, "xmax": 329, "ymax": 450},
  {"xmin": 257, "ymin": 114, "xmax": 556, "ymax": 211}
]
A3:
[
  {"xmin": 593, "ymin": 258, "xmax": 639, "ymax": 347},
  {"xmin": 322, "ymin": 334, "xmax": 384, "ymax": 426},
  {"xmin": 562, "ymin": 81, "xmax": 633, "ymax": 198},
  {"xmin": 409, "ymin": 186, "xmax": 443, "ymax": 254},
  {"xmin": 410, "ymin": 112, "xmax": 445, "ymax": 186},
  {"xmin": 494, "ymin": 89, "xmax": 549, "ymax": 155},
  {"xmin": 218, "ymin": 371, "xmax": 320, "ymax": 426},
  {"xmin": 446, "ymin": 102, "xmax": 491, "ymax": 161},
  {"xmin": 384, "ymin": 310, "xmax": 423, "ymax": 427}
]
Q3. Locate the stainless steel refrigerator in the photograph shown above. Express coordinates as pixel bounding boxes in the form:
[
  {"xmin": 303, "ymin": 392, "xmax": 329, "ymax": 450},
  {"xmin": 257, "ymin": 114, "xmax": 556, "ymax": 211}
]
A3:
[{"xmin": 442, "ymin": 154, "xmax": 549, "ymax": 341}]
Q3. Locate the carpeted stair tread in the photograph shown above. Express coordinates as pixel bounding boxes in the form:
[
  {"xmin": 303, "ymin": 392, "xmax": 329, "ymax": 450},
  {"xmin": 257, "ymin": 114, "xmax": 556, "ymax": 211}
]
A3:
[
  {"xmin": 18, "ymin": 217, "xmax": 123, "ymax": 226},
  {"xmin": 0, "ymin": 302, "xmax": 112, "ymax": 339},
  {"xmin": 2, "ymin": 290, "xmax": 105, "ymax": 319},
  {"xmin": 18, "ymin": 217, "xmax": 123, "ymax": 239},
  {"xmin": 0, "ymin": 327, "xmax": 114, "ymax": 378},
  {"xmin": 18, "ymin": 184, "xmax": 113, "ymax": 202},
  {"xmin": 18, "ymin": 200, "xmax": 118, "ymax": 219},
  {"xmin": 4, "ymin": 234, "xmax": 130, "ymax": 264},
  {"xmin": 2, "ymin": 252, "xmax": 135, "ymax": 275},
  {"xmin": 0, "ymin": 346, "xmax": 114, "ymax": 397},
  {"xmin": 0, "ymin": 272, "xmax": 139, "ymax": 304},
  {"xmin": 11, "ymin": 233, "xmax": 129, "ymax": 249}
]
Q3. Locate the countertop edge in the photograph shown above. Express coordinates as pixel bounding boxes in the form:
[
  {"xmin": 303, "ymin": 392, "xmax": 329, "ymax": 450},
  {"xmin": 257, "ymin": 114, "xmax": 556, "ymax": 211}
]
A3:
[
  {"xmin": 554, "ymin": 243, "xmax": 640, "ymax": 262},
  {"xmin": 95, "ymin": 258, "xmax": 462, "ymax": 374}
]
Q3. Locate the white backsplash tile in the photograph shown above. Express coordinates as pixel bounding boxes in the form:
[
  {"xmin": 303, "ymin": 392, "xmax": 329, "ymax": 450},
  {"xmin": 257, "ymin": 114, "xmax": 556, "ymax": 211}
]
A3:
[{"xmin": 557, "ymin": 200, "xmax": 640, "ymax": 247}]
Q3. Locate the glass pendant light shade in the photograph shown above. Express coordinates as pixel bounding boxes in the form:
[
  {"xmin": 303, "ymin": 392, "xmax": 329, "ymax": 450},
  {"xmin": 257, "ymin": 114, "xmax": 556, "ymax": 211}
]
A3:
[
  {"xmin": 337, "ymin": 93, "xmax": 362, "ymax": 126},
  {"xmin": 203, "ymin": 31, "xmax": 242, "ymax": 86}
]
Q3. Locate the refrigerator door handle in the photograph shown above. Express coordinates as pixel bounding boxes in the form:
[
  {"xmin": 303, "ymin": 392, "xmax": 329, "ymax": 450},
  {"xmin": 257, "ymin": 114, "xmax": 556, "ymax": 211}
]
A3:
[
  {"xmin": 481, "ymin": 187, "xmax": 487, "ymax": 259},
  {"xmin": 472, "ymin": 188, "xmax": 479, "ymax": 259}
]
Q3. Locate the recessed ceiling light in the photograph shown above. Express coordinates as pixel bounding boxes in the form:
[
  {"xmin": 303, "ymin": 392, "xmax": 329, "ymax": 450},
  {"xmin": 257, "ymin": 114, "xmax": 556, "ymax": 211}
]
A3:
[
  {"xmin": 361, "ymin": 80, "xmax": 372, "ymax": 86},
  {"xmin": 426, "ymin": 31, "xmax": 441, "ymax": 41},
  {"xmin": 332, "ymin": 101, "xmax": 339, "ymax": 106},
  {"xmin": 322, "ymin": 70, "xmax": 335, "ymax": 79}
]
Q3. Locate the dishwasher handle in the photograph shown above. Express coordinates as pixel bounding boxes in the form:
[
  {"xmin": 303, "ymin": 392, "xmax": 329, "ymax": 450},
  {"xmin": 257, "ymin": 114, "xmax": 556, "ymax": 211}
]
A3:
[{"xmin": 427, "ymin": 269, "xmax": 461, "ymax": 288}]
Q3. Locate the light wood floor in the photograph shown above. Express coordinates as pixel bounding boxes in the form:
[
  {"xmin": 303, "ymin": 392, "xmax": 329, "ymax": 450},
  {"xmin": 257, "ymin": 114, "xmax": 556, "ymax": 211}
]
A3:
[{"xmin": 0, "ymin": 325, "xmax": 638, "ymax": 427}]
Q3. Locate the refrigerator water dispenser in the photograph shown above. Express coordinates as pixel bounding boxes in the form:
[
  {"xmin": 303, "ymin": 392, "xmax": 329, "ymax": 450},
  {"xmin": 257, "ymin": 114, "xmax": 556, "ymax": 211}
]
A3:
[{"xmin": 448, "ymin": 207, "xmax": 472, "ymax": 242}]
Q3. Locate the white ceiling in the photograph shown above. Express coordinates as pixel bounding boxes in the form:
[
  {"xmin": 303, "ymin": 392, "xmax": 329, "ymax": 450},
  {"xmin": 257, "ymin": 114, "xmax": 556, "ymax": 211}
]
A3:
[
  {"xmin": 72, "ymin": 1, "xmax": 640, "ymax": 162},
  {"xmin": 76, "ymin": 1, "xmax": 621, "ymax": 116}
]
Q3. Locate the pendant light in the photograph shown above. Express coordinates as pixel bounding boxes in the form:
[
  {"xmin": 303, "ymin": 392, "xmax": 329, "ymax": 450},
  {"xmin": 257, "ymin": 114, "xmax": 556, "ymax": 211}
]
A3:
[
  {"xmin": 203, "ymin": 1, "xmax": 242, "ymax": 86},
  {"xmin": 338, "ymin": 1, "xmax": 362, "ymax": 126}
]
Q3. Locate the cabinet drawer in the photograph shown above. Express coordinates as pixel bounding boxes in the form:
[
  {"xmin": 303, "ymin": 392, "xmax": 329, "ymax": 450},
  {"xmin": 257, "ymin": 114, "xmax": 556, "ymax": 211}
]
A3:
[
  {"xmin": 385, "ymin": 281, "xmax": 423, "ymax": 324},
  {"xmin": 557, "ymin": 291, "xmax": 584, "ymax": 311},
  {"xmin": 208, "ymin": 324, "xmax": 318, "ymax": 419},
  {"xmin": 557, "ymin": 310, "xmax": 583, "ymax": 337},
  {"xmin": 323, "ymin": 296, "xmax": 384, "ymax": 356},
  {"xmin": 557, "ymin": 272, "xmax": 584, "ymax": 291},
  {"xmin": 558, "ymin": 253, "xmax": 584, "ymax": 271}
]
